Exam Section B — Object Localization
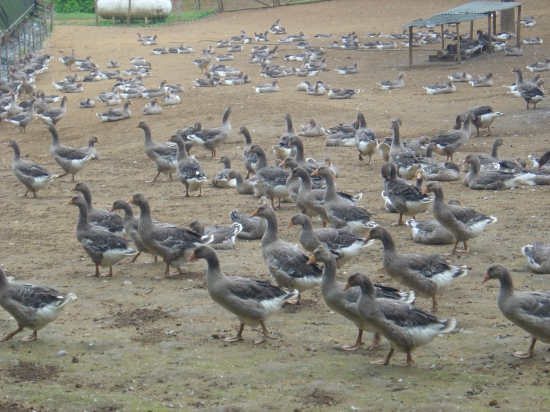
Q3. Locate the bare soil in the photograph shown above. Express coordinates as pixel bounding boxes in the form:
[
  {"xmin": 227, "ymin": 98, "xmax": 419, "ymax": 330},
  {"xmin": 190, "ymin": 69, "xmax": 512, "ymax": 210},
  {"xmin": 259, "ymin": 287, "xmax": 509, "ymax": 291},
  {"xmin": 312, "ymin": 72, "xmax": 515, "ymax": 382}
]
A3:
[{"xmin": 1, "ymin": 0, "xmax": 550, "ymax": 410}]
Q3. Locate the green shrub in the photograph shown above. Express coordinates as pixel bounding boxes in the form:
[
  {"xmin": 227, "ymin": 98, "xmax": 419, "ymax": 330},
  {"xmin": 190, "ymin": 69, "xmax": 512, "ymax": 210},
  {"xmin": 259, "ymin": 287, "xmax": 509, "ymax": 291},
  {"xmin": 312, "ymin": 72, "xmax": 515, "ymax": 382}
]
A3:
[{"xmin": 55, "ymin": 0, "xmax": 95, "ymax": 14}]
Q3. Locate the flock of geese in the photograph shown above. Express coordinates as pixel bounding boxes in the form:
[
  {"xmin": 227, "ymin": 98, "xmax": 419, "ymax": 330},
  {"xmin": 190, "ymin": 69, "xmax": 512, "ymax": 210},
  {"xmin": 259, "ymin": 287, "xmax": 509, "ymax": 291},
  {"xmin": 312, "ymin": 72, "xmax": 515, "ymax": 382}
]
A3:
[{"xmin": 1, "ymin": 16, "xmax": 550, "ymax": 367}]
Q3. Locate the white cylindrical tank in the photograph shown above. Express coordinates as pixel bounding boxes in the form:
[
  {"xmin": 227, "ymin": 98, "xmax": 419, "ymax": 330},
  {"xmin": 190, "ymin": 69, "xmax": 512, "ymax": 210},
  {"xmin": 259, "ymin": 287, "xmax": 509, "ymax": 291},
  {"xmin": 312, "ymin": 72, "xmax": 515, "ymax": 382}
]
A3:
[{"xmin": 97, "ymin": 0, "xmax": 172, "ymax": 20}]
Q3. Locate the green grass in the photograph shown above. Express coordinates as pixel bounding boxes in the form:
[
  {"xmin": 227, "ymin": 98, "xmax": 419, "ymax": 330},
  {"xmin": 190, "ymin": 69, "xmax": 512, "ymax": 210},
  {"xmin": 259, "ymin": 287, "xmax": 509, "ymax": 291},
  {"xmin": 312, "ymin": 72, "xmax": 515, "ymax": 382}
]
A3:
[{"xmin": 54, "ymin": 10, "xmax": 216, "ymax": 26}]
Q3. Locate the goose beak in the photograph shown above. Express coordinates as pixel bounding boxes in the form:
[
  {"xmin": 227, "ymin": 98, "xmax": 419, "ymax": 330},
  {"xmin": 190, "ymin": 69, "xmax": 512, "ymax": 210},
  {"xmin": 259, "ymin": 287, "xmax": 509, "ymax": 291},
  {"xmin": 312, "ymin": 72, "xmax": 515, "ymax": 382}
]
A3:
[
  {"xmin": 251, "ymin": 208, "xmax": 259, "ymax": 217},
  {"xmin": 311, "ymin": 169, "xmax": 319, "ymax": 176},
  {"xmin": 343, "ymin": 281, "xmax": 351, "ymax": 291},
  {"xmin": 481, "ymin": 273, "xmax": 490, "ymax": 283},
  {"xmin": 287, "ymin": 221, "xmax": 294, "ymax": 228},
  {"xmin": 70, "ymin": 186, "xmax": 77, "ymax": 191},
  {"xmin": 280, "ymin": 159, "xmax": 287, "ymax": 167},
  {"xmin": 66, "ymin": 198, "xmax": 73, "ymax": 206},
  {"xmin": 365, "ymin": 235, "xmax": 372, "ymax": 241},
  {"xmin": 422, "ymin": 188, "xmax": 429, "ymax": 195},
  {"xmin": 188, "ymin": 252, "xmax": 197, "ymax": 262},
  {"xmin": 96, "ymin": 138, "xmax": 101, "ymax": 144},
  {"xmin": 306, "ymin": 255, "xmax": 316, "ymax": 265},
  {"xmin": 134, "ymin": 123, "xmax": 140, "ymax": 128},
  {"xmin": 127, "ymin": 196, "xmax": 135, "ymax": 204}
]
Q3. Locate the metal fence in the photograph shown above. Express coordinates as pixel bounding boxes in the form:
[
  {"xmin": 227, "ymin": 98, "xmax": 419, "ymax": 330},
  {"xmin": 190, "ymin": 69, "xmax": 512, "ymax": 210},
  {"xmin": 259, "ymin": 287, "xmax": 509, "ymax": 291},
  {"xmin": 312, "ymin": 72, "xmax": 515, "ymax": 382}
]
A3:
[{"xmin": 176, "ymin": 0, "xmax": 328, "ymax": 12}]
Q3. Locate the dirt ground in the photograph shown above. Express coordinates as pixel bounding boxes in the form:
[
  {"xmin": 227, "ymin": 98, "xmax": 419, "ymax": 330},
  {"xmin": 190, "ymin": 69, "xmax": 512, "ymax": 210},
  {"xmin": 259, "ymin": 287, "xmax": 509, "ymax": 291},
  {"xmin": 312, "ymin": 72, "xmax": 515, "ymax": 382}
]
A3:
[{"xmin": 1, "ymin": 0, "xmax": 550, "ymax": 410}]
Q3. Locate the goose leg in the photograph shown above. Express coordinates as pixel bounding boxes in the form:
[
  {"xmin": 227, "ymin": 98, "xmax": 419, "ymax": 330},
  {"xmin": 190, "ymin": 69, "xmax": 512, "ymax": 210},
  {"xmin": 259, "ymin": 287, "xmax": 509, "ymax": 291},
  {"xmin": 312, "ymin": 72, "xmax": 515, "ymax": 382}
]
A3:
[
  {"xmin": 372, "ymin": 347, "xmax": 394, "ymax": 365},
  {"xmin": 366, "ymin": 155, "xmax": 372, "ymax": 165},
  {"xmin": 342, "ymin": 329, "xmax": 363, "ymax": 351},
  {"xmin": 154, "ymin": 263, "xmax": 172, "ymax": 280},
  {"xmin": 254, "ymin": 320, "xmax": 269, "ymax": 344},
  {"xmin": 87, "ymin": 264, "xmax": 102, "ymax": 277},
  {"xmin": 19, "ymin": 330, "xmax": 38, "ymax": 342},
  {"xmin": 484, "ymin": 126, "xmax": 491, "ymax": 137},
  {"xmin": 0, "ymin": 327, "xmax": 24, "ymax": 342},
  {"xmin": 405, "ymin": 349, "xmax": 414, "ymax": 366},
  {"xmin": 455, "ymin": 241, "xmax": 470, "ymax": 253},
  {"xmin": 130, "ymin": 252, "xmax": 142, "ymax": 263},
  {"xmin": 513, "ymin": 337, "xmax": 537, "ymax": 358},
  {"xmin": 431, "ymin": 296, "xmax": 438, "ymax": 311},
  {"xmin": 475, "ymin": 126, "xmax": 480, "ymax": 137},
  {"xmin": 146, "ymin": 171, "xmax": 161, "ymax": 183},
  {"xmin": 57, "ymin": 173, "xmax": 68, "ymax": 180},
  {"xmin": 392, "ymin": 214, "xmax": 405, "ymax": 226},
  {"xmin": 358, "ymin": 153, "xmax": 363, "ymax": 161},
  {"xmin": 444, "ymin": 241, "xmax": 461, "ymax": 256},
  {"xmin": 224, "ymin": 323, "xmax": 244, "ymax": 343},
  {"xmin": 195, "ymin": 187, "xmax": 203, "ymax": 197}
]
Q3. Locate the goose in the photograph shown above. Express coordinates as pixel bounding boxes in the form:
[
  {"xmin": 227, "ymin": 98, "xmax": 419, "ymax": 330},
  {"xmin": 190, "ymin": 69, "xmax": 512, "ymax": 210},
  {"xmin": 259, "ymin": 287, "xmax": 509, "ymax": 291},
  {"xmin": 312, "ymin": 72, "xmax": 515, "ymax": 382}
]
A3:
[
  {"xmin": 193, "ymin": 50, "xmax": 212, "ymax": 73},
  {"xmin": 511, "ymin": 66, "xmax": 546, "ymax": 109},
  {"xmin": 527, "ymin": 58, "xmax": 550, "ymax": 72},
  {"xmin": 211, "ymin": 156, "xmax": 236, "ymax": 188},
  {"xmin": 423, "ymin": 82, "xmax": 456, "ymax": 95},
  {"xmin": 344, "ymin": 273, "xmax": 456, "ymax": 365},
  {"xmin": 461, "ymin": 138, "xmax": 504, "ymax": 173},
  {"xmin": 335, "ymin": 61, "xmax": 358, "ymax": 75},
  {"xmin": 225, "ymin": 169, "xmax": 254, "ymax": 195},
  {"xmin": 151, "ymin": 47, "xmax": 168, "ymax": 55},
  {"xmin": 483, "ymin": 264, "xmax": 550, "ymax": 360},
  {"xmin": 221, "ymin": 74, "xmax": 250, "ymax": 85},
  {"xmin": 135, "ymin": 121, "xmax": 177, "ymax": 182},
  {"xmin": 59, "ymin": 49, "xmax": 76, "ymax": 70},
  {"xmin": 366, "ymin": 226, "xmax": 467, "ymax": 310},
  {"xmin": 454, "ymin": 106, "xmax": 503, "ymax": 137},
  {"xmin": 462, "ymin": 154, "xmax": 524, "ymax": 190},
  {"xmin": 521, "ymin": 235, "xmax": 550, "ymax": 274},
  {"xmin": 308, "ymin": 247, "xmax": 414, "ymax": 351},
  {"xmin": 189, "ymin": 245, "xmax": 297, "ymax": 344},
  {"xmin": 141, "ymin": 35, "xmax": 158, "ymax": 46},
  {"xmin": 523, "ymin": 37, "xmax": 543, "ymax": 45},
  {"xmin": 430, "ymin": 112, "xmax": 473, "ymax": 161},
  {"xmin": 5, "ymin": 98, "xmax": 36, "ymax": 132},
  {"xmin": 423, "ymin": 161, "xmax": 460, "ymax": 182},
  {"xmin": 327, "ymin": 87, "xmax": 359, "ymax": 99},
  {"xmin": 127, "ymin": 193, "xmax": 212, "ymax": 278},
  {"xmin": 142, "ymin": 98, "xmax": 162, "ymax": 115},
  {"xmin": 229, "ymin": 198, "xmax": 268, "ymax": 240},
  {"xmin": 423, "ymin": 181, "xmax": 497, "ymax": 253},
  {"xmin": 389, "ymin": 120, "xmax": 421, "ymax": 180},
  {"xmin": 168, "ymin": 135, "xmax": 207, "ymax": 197},
  {"xmin": 252, "ymin": 204, "xmax": 322, "ymax": 304},
  {"xmin": 71, "ymin": 182, "xmax": 124, "ymax": 235},
  {"xmin": 377, "ymin": 72, "xmax": 405, "ymax": 90},
  {"xmin": 289, "ymin": 214, "xmax": 371, "ymax": 268},
  {"xmin": 469, "ymin": 73, "xmax": 495, "ymax": 87},
  {"xmin": 104, "ymin": 90, "xmax": 122, "ymax": 106},
  {"xmin": 382, "ymin": 163, "xmax": 433, "ymax": 225},
  {"xmin": 16, "ymin": 75, "xmax": 35, "ymax": 97},
  {"xmin": 67, "ymin": 195, "xmax": 136, "ymax": 277},
  {"xmin": 0, "ymin": 268, "xmax": 77, "ymax": 342},
  {"xmin": 305, "ymin": 81, "xmax": 328, "ymax": 96},
  {"xmin": 107, "ymin": 60, "xmax": 119, "ymax": 68},
  {"xmin": 162, "ymin": 91, "xmax": 180, "ymax": 106},
  {"xmin": 110, "ymin": 200, "xmax": 157, "ymax": 263},
  {"xmin": 270, "ymin": 19, "xmax": 286, "ymax": 35},
  {"xmin": 253, "ymin": 79, "xmax": 279, "ymax": 94},
  {"xmin": 59, "ymin": 81, "xmax": 83, "ymax": 93},
  {"xmin": 37, "ymin": 95, "xmax": 67, "ymax": 125},
  {"xmin": 248, "ymin": 144, "xmax": 289, "ymax": 209},
  {"xmin": 78, "ymin": 98, "xmax": 95, "ymax": 108},
  {"xmin": 376, "ymin": 41, "xmax": 398, "ymax": 50},
  {"xmin": 505, "ymin": 45, "xmax": 523, "ymax": 56},
  {"xmin": 96, "ymin": 99, "xmax": 132, "ymax": 122},
  {"xmin": 188, "ymin": 221, "xmax": 241, "ymax": 250},
  {"xmin": 188, "ymin": 106, "xmax": 232, "ymax": 159},
  {"xmin": 239, "ymin": 126, "xmax": 257, "ymax": 178},
  {"xmin": 448, "ymin": 71, "xmax": 473, "ymax": 82},
  {"xmin": 171, "ymin": 122, "xmax": 200, "ymax": 155},
  {"xmin": 192, "ymin": 73, "xmax": 218, "ymax": 87},
  {"xmin": 139, "ymin": 80, "xmax": 167, "ymax": 98},
  {"xmin": 312, "ymin": 166, "xmax": 376, "ymax": 233},
  {"xmin": 520, "ymin": 17, "xmax": 536, "ymax": 27},
  {"xmin": 301, "ymin": 118, "xmax": 326, "ymax": 136},
  {"xmin": 291, "ymin": 167, "xmax": 329, "ymax": 226},
  {"xmin": 216, "ymin": 53, "xmax": 234, "ymax": 62},
  {"xmin": 5, "ymin": 91, "xmax": 22, "ymax": 118},
  {"xmin": 405, "ymin": 200, "xmax": 463, "ymax": 245},
  {"xmin": 354, "ymin": 113, "xmax": 378, "ymax": 164},
  {"xmin": 8, "ymin": 140, "xmax": 56, "ymax": 197},
  {"xmin": 47, "ymin": 123, "xmax": 94, "ymax": 181}
]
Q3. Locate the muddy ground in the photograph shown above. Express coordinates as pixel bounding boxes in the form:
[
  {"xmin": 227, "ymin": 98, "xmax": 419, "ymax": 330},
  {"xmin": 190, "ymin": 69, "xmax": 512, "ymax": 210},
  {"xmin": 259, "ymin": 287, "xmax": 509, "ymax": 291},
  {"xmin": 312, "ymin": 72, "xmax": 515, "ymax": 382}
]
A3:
[{"xmin": 1, "ymin": 0, "xmax": 550, "ymax": 410}]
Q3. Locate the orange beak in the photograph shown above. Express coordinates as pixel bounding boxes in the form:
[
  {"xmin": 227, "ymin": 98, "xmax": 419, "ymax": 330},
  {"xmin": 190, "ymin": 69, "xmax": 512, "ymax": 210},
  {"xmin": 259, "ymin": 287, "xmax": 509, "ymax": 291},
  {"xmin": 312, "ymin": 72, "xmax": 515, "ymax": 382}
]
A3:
[
  {"xmin": 134, "ymin": 123, "xmax": 140, "ymax": 128},
  {"xmin": 365, "ymin": 235, "xmax": 372, "ymax": 242},
  {"xmin": 280, "ymin": 159, "xmax": 287, "ymax": 168},
  {"xmin": 311, "ymin": 169, "xmax": 319, "ymax": 176},
  {"xmin": 127, "ymin": 196, "xmax": 135, "ymax": 204},
  {"xmin": 66, "ymin": 198, "xmax": 74, "ymax": 206},
  {"xmin": 287, "ymin": 221, "xmax": 294, "ymax": 228},
  {"xmin": 422, "ymin": 188, "xmax": 429, "ymax": 195},
  {"xmin": 343, "ymin": 281, "xmax": 351, "ymax": 291},
  {"xmin": 481, "ymin": 273, "xmax": 490, "ymax": 283},
  {"xmin": 251, "ymin": 208, "xmax": 259, "ymax": 217},
  {"xmin": 70, "ymin": 186, "xmax": 77, "ymax": 191},
  {"xmin": 96, "ymin": 138, "xmax": 101, "ymax": 144},
  {"xmin": 188, "ymin": 252, "xmax": 197, "ymax": 262},
  {"xmin": 306, "ymin": 255, "xmax": 316, "ymax": 265}
]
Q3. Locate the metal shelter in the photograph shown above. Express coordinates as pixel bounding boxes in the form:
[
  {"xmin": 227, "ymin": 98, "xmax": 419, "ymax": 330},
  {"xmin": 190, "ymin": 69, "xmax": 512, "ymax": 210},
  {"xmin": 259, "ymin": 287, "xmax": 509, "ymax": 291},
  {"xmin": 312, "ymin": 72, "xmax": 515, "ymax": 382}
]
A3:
[{"xmin": 402, "ymin": 1, "xmax": 522, "ymax": 66}]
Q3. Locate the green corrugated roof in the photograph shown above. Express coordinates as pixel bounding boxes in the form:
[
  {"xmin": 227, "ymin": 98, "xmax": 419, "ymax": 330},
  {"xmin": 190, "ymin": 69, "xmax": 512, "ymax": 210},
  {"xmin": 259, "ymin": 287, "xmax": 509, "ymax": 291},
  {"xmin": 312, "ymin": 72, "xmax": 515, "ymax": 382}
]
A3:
[
  {"xmin": 0, "ymin": 0, "xmax": 36, "ymax": 34},
  {"xmin": 402, "ymin": 1, "xmax": 521, "ymax": 28}
]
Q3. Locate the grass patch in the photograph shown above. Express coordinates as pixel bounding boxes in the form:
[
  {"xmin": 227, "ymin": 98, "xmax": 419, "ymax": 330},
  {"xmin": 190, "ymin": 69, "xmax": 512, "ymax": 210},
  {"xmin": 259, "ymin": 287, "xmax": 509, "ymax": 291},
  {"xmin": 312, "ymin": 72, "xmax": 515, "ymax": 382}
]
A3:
[{"xmin": 54, "ymin": 10, "xmax": 216, "ymax": 26}]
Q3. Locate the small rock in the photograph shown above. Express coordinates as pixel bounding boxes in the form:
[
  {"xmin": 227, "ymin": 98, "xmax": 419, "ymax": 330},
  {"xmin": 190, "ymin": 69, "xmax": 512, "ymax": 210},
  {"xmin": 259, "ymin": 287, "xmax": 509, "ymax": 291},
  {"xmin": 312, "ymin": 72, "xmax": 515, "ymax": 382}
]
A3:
[
  {"xmin": 489, "ymin": 399, "xmax": 499, "ymax": 407},
  {"xmin": 75, "ymin": 383, "xmax": 82, "ymax": 388},
  {"xmin": 72, "ymin": 356, "xmax": 79, "ymax": 363},
  {"xmin": 55, "ymin": 350, "xmax": 67, "ymax": 358}
]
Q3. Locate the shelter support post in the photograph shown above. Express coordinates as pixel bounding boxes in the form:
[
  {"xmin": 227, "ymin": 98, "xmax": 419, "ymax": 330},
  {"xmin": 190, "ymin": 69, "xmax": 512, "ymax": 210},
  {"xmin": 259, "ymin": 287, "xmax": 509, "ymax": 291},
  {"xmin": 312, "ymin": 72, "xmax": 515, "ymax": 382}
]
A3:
[
  {"xmin": 441, "ymin": 24, "xmax": 445, "ymax": 51},
  {"xmin": 50, "ymin": 0, "xmax": 54, "ymax": 33},
  {"xmin": 408, "ymin": 26, "xmax": 413, "ymax": 66},
  {"xmin": 456, "ymin": 23, "xmax": 461, "ymax": 63},
  {"xmin": 516, "ymin": 5, "xmax": 521, "ymax": 47},
  {"xmin": 487, "ymin": 14, "xmax": 492, "ymax": 53},
  {"xmin": 127, "ymin": 0, "xmax": 131, "ymax": 27},
  {"xmin": 493, "ymin": 12, "xmax": 496, "ymax": 35},
  {"xmin": 470, "ymin": 21, "xmax": 473, "ymax": 40},
  {"xmin": 95, "ymin": 0, "xmax": 98, "ymax": 25}
]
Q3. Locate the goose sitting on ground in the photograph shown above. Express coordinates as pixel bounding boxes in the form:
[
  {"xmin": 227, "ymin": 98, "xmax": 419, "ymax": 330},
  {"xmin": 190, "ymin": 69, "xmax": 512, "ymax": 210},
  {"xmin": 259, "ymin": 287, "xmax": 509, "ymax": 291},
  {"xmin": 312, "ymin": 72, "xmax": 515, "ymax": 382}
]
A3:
[
  {"xmin": 382, "ymin": 163, "xmax": 433, "ymax": 226},
  {"xmin": 248, "ymin": 145, "xmax": 289, "ymax": 209},
  {"xmin": 312, "ymin": 166, "xmax": 376, "ymax": 233},
  {"xmin": 189, "ymin": 220, "xmax": 242, "ymax": 250},
  {"xmin": 511, "ymin": 66, "xmax": 546, "ymax": 109},
  {"xmin": 212, "ymin": 156, "xmax": 236, "ymax": 188},
  {"xmin": 377, "ymin": 72, "xmax": 405, "ymax": 91},
  {"xmin": 168, "ymin": 135, "xmax": 207, "ymax": 197},
  {"xmin": 462, "ymin": 154, "xmax": 528, "ymax": 190},
  {"xmin": 189, "ymin": 245, "xmax": 298, "ymax": 344},
  {"xmin": 8, "ymin": 140, "xmax": 56, "ymax": 197},
  {"xmin": 366, "ymin": 226, "xmax": 468, "ymax": 310},
  {"xmin": 289, "ymin": 214, "xmax": 371, "ymax": 267},
  {"xmin": 423, "ymin": 182, "xmax": 497, "ymax": 253},
  {"xmin": 388, "ymin": 119, "xmax": 421, "ymax": 180},
  {"xmin": 469, "ymin": 73, "xmax": 495, "ymax": 87},
  {"xmin": 344, "ymin": 273, "xmax": 456, "ymax": 365},
  {"xmin": 47, "ymin": 123, "xmax": 94, "ymax": 181},
  {"xmin": 162, "ymin": 90, "xmax": 180, "ymax": 106},
  {"xmin": 136, "ymin": 121, "xmax": 177, "ymax": 182},
  {"xmin": 0, "ymin": 268, "xmax": 77, "ymax": 342},
  {"xmin": 229, "ymin": 198, "xmax": 268, "ymax": 240},
  {"xmin": 422, "ymin": 161, "xmax": 460, "ymax": 182},
  {"xmin": 142, "ymin": 98, "xmax": 162, "ymax": 115},
  {"xmin": 483, "ymin": 264, "xmax": 550, "ymax": 361},
  {"xmin": 335, "ymin": 61, "xmax": 358, "ymax": 75},
  {"xmin": 505, "ymin": 45, "xmax": 523, "ymax": 56},
  {"xmin": 67, "ymin": 195, "xmax": 136, "ymax": 277},
  {"xmin": 430, "ymin": 112, "xmax": 473, "ymax": 161},
  {"xmin": 301, "ymin": 118, "xmax": 325, "ymax": 137},
  {"xmin": 527, "ymin": 58, "xmax": 550, "ymax": 72},
  {"xmin": 327, "ymin": 88, "xmax": 359, "ymax": 99},
  {"xmin": 96, "ymin": 99, "xmax": 132, "ymax": 122},
  {"xmin": 461, "ymin": 138, "xmax": 504, "ymax": 173},
  {"xmin": 252, "ymin": 204, "xmax": 322, "ymax": 304},
  {"xmin": 423, "ymin": 82, "xmax": 456, "ymax": 95},
  {"xmin": 253, "ymin": 79, "xmax": 279, "ymax": 93},
  {"xmin": 454, "ymin": 106, "xmax": 503, "ymax": 137},
  {"xmin": 307, "ymin": 246, "xmax": 415, "ymax": 351},
  {"xmin": 127, "ymin": 193, "xmax": 213, "ymax": 278},
  {"xmin": 522, "ymin": 240, "xmax": 550, "ymax": 274},
  {"xmin": 78, "ymin": 98, "xmax": 95, "ymax": 108},
  {"xmin": 405, "ymin": 200, "xmax": 462, "ymax": 245},
  {"xmin": 188, "ymin": 106, "xmax": 232, "ymax": 159},
  {"xmin": 448, "ymin": 71, "xmax": 472, "ymax": 82},
  {"xmin": 354, "ymin": 113, "xmax": 378, "ymax": 164},
  {"xmin": 272, "ymin": 113, "xmax": 297, "ymax": 160},
  {"xmin": 5, "ymin": 98, "xmax": 36, "ymax": 133},
  {"xmin": 225, "ymin": 169, "xmax": 254, "ymax": 195},
  {"xmin": 523, "ymin": 37, "xmax": 543, "ymax": 45}
]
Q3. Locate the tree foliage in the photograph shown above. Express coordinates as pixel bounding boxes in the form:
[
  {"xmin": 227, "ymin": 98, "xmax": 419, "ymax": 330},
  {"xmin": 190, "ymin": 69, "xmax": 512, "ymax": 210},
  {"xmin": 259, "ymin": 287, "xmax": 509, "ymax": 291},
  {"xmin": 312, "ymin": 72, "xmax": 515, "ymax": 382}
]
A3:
[{"xmin": 55, "ymin": 0, "xmax": 95, "ymax": 14}]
